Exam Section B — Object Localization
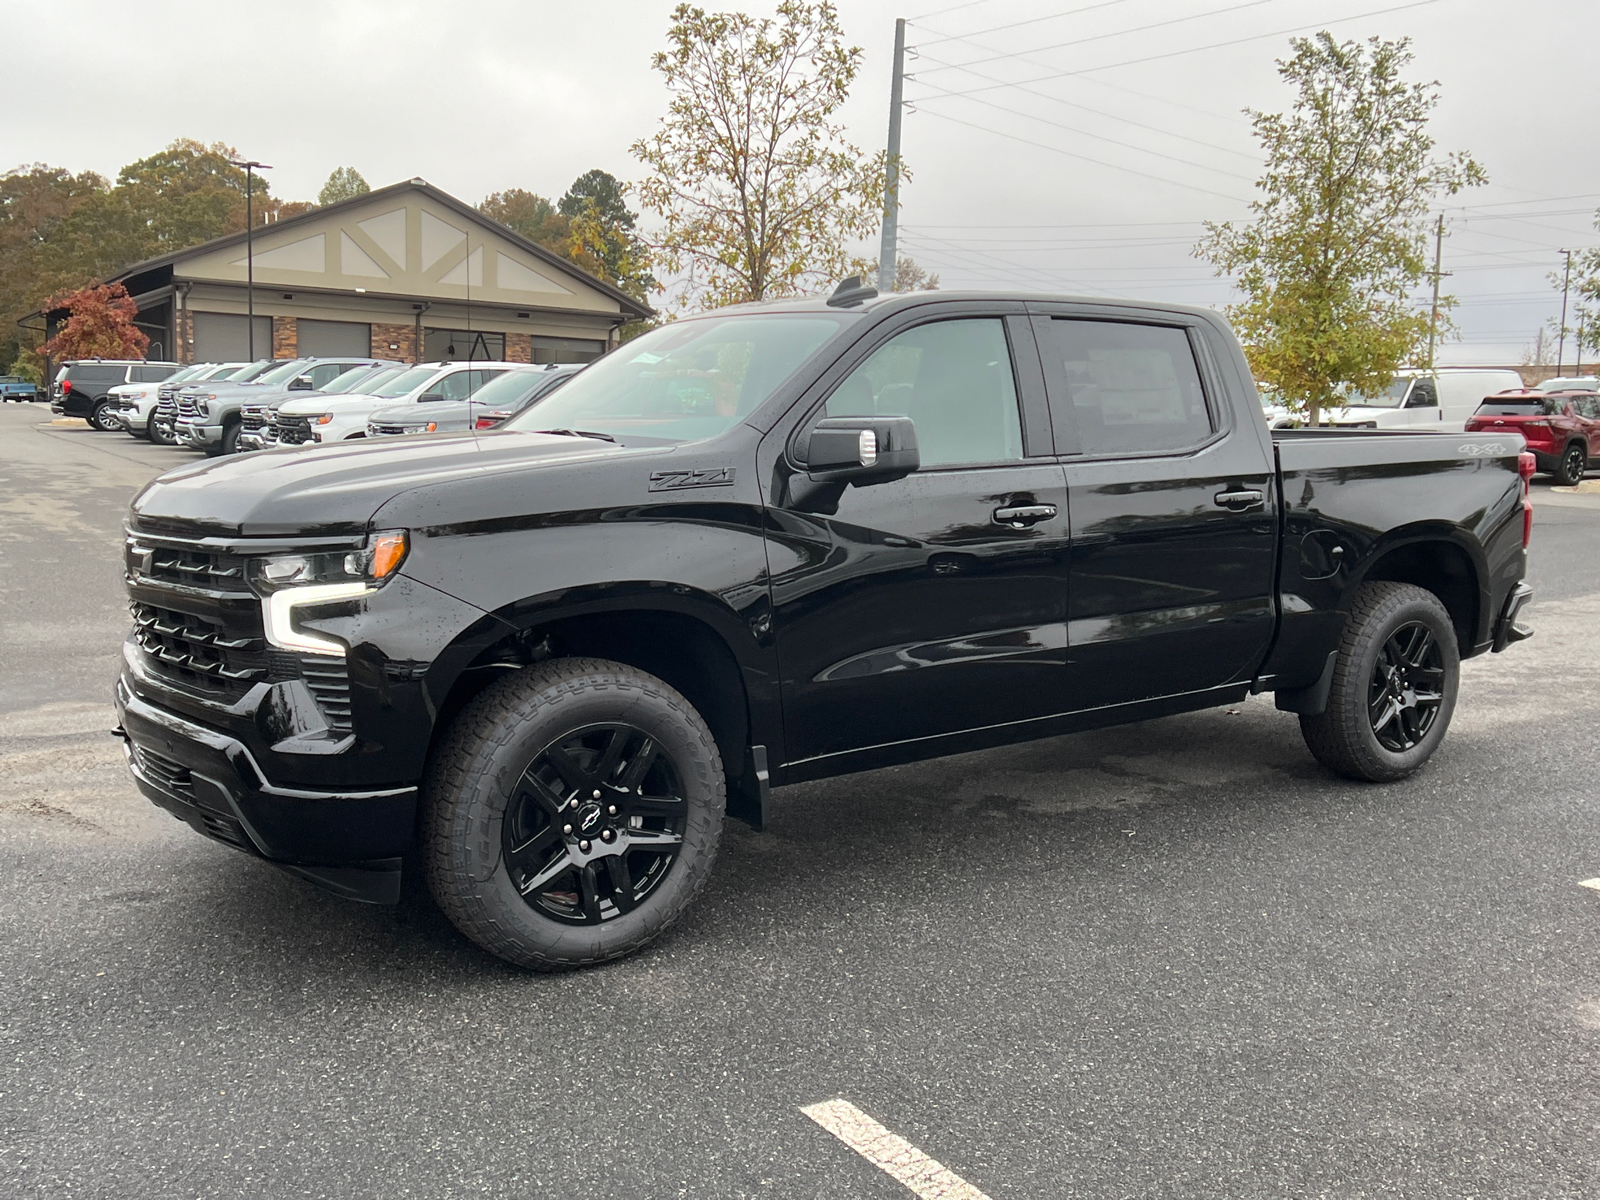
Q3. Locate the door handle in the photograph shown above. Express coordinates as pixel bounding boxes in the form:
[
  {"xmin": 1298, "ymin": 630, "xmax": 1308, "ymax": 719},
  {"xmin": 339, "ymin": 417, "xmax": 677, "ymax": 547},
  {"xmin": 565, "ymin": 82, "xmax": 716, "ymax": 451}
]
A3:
[
  {"xmin": 992, "ymin": 503, "xmax": 1058, "ymax": 528},
  {"xmin": 1213, "ymin": 489, "xmax": 1265, "ymax": 511}
]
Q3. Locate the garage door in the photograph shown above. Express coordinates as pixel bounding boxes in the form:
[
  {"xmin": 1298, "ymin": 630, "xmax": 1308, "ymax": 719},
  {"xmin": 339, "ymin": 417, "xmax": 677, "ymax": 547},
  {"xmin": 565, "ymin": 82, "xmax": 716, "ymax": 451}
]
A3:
[
  {"xmin": 298, "ymin": 319, "xmax": 372, "ymax": 357},
  {"xmin": 192, "ymin": 313, "xmax": 273, "ymax": 362}
]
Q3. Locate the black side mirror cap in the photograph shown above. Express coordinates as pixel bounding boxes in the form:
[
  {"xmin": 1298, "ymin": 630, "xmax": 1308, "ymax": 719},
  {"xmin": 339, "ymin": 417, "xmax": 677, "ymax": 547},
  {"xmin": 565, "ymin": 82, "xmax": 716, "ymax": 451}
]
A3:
[
  {"xmin": 805, "ymin": 416, "xmax": 919, "ymax": 484},
  {"xmin": 418, "ymin": 392, "xmax": 446, "ymax": 403}
]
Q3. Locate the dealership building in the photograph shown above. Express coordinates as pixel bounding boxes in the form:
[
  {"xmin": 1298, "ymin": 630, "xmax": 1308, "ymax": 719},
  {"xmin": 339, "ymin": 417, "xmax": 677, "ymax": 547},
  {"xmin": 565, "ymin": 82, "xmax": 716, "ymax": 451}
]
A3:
[{"xmin": 88, "ymin": 178, "xmax": 652, "ymax": 366}]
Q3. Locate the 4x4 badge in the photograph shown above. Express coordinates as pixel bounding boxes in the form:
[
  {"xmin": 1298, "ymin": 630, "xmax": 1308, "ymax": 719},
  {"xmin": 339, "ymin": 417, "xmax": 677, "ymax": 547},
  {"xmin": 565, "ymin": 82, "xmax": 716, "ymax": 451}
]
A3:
[{"xmin": 649, "ymin": 467, "xmax": 736, "ymax": 491}]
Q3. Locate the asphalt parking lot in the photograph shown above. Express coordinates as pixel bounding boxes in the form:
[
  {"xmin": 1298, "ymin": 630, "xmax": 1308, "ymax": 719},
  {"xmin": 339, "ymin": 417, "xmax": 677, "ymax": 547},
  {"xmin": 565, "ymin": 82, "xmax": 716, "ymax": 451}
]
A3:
[{"xmin": 2, "ymin": 404, "xmax": 1599, "ymax": 1199}]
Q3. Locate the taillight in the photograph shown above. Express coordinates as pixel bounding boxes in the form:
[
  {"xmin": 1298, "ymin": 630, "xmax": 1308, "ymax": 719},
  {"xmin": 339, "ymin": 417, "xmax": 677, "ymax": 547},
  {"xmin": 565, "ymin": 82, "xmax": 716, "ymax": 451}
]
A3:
[
  {"xmin": 475, "ymin": 409, "xmax": 512, "ymax": 429},
  {"xmin": 61, "ymin": 380, "xmax": 72, "ymax": 394},
  {"xmin": 1519, "ymin": 451, "xmax": 1535, "ymax": 547}
]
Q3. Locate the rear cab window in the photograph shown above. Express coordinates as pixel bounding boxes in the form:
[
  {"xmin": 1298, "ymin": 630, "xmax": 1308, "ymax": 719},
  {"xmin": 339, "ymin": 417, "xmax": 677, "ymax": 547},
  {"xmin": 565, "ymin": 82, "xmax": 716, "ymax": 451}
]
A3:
[{"xmin": 1474, "ymin": 396, "xmax": 1565, "ymax": 416}]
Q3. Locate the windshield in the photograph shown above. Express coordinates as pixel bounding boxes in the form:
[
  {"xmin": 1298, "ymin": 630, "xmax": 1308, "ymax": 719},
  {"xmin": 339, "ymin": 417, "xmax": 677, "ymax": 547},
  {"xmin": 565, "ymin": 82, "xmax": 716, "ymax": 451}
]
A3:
[
  {"xmin": 460, "ymin": 368, "xmax": 551, "ymax": 409},
  {"xmin": 254, "ymin": 360, "xmax": 311, "ymax": 387},
  {"xmin": 225, "ymin": 361, "xmax": 277, "ymax": 383},
  {"xmin": 322, "ymin": 364, "xmax": 402, "ymax": 395},
  {"xmin": 367, "ymin": 366, "xmax": 442, "ymax": 398},
  {"xmin": 163, "ymin": 365, "xmax": 204, "ymax": 384},
  {"xmin": 504, "ymin": 314, "xmax": 851, "ymax": 443},
  {"xmin": 1348, "ymin": 377, "xmax": 1412, "ymax": 409}
]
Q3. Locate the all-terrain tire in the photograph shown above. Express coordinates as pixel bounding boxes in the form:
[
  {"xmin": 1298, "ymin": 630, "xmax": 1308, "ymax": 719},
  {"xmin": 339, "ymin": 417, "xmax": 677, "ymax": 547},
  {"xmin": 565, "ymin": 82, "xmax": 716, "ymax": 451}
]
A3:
[
  {"xmin": 1299, "ymin": 581, "xmax": 1460, "ymax": 782},
  {"xmin": 424, "ymin": 657, "xmax": 726, "ymax": 970}
]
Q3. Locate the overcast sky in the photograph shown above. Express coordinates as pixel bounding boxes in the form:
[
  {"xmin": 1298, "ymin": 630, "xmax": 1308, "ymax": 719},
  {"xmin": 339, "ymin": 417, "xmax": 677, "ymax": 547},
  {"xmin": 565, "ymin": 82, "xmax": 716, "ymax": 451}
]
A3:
[{"xmin": 5, "ymin": 0, "xmax": 1596, "ymax": 365}]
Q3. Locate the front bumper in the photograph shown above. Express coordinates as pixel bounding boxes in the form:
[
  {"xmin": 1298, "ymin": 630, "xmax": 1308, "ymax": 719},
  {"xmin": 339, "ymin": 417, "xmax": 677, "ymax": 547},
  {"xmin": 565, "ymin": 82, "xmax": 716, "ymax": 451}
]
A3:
[
  {"xmin": 114, "ymin": 676, "xmax": 416, "ymax": 903},
  {"xmin": 173, "ymin": 420, "xmax": 222, "ymax": 448}
]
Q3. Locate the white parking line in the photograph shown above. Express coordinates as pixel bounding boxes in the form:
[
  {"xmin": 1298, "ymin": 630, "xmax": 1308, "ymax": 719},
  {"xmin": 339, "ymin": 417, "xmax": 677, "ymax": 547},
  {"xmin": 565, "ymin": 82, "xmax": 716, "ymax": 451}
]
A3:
[
  {"xmin": 801, "ymin": 1098, "xmax": 994, "ymax": 1200},
  {"xmin": 1579, "ymin": 878, "xmax": 1600, "ymax": 892}
]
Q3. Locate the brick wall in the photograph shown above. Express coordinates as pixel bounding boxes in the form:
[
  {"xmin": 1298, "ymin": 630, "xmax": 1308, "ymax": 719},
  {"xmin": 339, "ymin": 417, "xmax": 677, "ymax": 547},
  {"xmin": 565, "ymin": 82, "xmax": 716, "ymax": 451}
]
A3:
[
  {"xmin": 505, "ymin": 332, "xmax": 533, "ymax": 364},
  {"xmin": 176, "ymin": 309, "xmax": 194, "ymax": 364},
  {"xmin": 371, "ymin": 322, "xmax": 416, "ymax": 362},
  {"xmin": 272, "ymin": 316, "xmax": 298, "ymax": 358}
]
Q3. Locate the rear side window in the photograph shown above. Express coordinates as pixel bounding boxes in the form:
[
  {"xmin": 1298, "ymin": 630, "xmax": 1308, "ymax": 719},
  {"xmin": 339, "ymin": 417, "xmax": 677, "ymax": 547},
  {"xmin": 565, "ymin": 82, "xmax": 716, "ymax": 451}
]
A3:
[
  {"xmin": 66, "ymin": 365, "xmax": 125, "ymax": 385},
  {"xmin": 133, "ymin": 365, "xmax": 177, "ymax": 383},
  {"xmin": 1040, "ymin": 320, "xmax": 1213, "ymax": 455}
]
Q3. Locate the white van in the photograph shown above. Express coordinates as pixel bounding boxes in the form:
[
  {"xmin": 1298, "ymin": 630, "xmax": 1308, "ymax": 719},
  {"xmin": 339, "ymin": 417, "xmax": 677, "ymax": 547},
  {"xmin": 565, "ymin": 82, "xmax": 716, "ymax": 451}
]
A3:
[{"xmin": 1325, "ymin": 367, "xmax": 1525, "ymax": 432}]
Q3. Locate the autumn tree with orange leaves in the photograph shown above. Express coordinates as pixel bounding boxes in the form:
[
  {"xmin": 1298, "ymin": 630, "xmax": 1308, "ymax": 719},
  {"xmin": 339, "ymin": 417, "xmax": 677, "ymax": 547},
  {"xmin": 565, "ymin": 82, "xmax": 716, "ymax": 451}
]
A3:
[{"xmin": 45, "ymin": 282, "xmax": 149, "ymax": 362}]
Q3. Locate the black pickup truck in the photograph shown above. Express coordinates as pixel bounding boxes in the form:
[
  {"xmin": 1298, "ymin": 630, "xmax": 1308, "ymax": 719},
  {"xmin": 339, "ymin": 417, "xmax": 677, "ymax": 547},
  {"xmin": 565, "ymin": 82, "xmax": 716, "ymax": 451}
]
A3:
[{"xmin": 115, "ymin": 288, "xmax": 1535, "ymax": 970}]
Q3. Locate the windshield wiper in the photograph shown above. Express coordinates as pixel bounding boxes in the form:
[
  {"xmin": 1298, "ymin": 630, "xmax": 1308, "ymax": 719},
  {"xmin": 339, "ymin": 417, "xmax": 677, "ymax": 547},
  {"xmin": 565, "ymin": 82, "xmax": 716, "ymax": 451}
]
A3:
[{"xmin": 534, "ymin": 428, "xmax": 617, "ymax": 443}]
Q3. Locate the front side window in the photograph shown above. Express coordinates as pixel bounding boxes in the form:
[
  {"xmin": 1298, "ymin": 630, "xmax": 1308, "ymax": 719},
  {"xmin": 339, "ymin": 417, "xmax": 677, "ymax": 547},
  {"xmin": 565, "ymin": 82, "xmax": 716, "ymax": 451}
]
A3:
[
  {"xmin": 370, "ymin": 366, "xmax": 443, "ymax": 398},
  {"xmin": 505, "ymin": 313, "xmax": 851, "ymax": 445},
  {"xmin": 823, "ymin": 318, "xmax": 1024, "ymax": 467},
  {"xmin": 1042, "ymin": 320, "xmax": 1213, "ymax": 455}
]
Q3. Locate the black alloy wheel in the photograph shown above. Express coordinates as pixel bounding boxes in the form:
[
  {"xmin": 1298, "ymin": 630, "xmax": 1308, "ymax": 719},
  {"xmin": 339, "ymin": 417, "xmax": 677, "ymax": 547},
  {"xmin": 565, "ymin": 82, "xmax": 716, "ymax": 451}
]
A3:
[
  {"xmin": 1556, "ymin": 442, "xmax": 1587, "ymax": 486},
  {"xmin": 426, "ymin": 657, "xmax": 725, "ymax": 970},
  {"xmin": 1366, "ymin": 621, "xmax": 1445, "ymax": 752},
  {"xmin": 503, "ymin": 723, "xmax": 687, "ymax": 924}
]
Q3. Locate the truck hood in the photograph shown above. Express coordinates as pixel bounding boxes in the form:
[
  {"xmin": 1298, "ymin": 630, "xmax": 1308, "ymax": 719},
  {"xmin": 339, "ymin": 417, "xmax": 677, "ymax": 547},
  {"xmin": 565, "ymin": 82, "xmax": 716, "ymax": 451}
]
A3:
[
  {"xmin": 129, "ymin": 430, "xmax": 626, "ymax": 538},
  {"xmin": 278, "ymin": 393, "xmax": 394, "ymax": 416}
]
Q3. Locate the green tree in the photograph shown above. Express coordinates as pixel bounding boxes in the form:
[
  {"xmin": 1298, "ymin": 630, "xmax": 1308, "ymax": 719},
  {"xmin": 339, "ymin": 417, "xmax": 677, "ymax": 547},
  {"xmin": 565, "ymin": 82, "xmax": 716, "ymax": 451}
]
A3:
[
  {"xmin": 559, "ymin": 168, "xmax": 633, "ymax": 227},
  {"xmin": 631, "ymin": 1, "xmax": 897, "ymax": 310},
  {"xmin": 479, "ymin": 188, "xmax": 571, "ymax": 253},
  {"xmin": 0, "ymin": 165, "xmax": 107, "ymax": 370},
  {"xmin": 1196, "ymin": 34, "xmax": 1485, "ymax": 425},
  {"xmin": 1561, "ymin": 212, "xmax": 1600, "ymax": 364},
  {"xmin": 559, "ymin": 168, "xmax": 656, "ymax": 299},
  {"xmin": 866, "ymin": 255, "xmax": 939, "ymax": 292},
  {"xmin": 318, "ymin": 166, "xmax": 370, "ymax": 206}
]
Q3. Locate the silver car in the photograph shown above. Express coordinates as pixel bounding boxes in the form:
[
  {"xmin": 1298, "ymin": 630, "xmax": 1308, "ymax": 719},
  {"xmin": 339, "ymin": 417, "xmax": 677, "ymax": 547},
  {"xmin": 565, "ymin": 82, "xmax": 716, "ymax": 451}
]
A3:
[{"xmin": 365, "ymin": 364, "xmax": 582, "ymax": 438}]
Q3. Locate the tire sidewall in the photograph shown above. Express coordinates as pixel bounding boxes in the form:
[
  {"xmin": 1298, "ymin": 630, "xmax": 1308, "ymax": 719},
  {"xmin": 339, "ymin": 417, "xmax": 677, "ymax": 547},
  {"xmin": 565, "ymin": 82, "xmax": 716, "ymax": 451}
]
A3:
[
  {"xmin": 90, "ymin": 399, "xmax": 117, "ymax": 431},
  {"xmin": 1347, "ymin": 591, "xmax": 1460, "ymax": 778},
  {"xmin": 429, "ymin": 663, "xmax": 724, "ymax": 968}
]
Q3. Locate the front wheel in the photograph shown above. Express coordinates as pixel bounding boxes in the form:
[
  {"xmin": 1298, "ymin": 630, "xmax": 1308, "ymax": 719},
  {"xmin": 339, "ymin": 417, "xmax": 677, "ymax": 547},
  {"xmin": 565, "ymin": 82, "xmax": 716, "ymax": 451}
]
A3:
[
  {"xmin": 89, "ymin": 399, "xmax": 121, "ymax": 431},
  {"xmin": 1299, "ymin": 581, "xmax": 1460, "ymax": 782},
  {"xmin": 425, "ymin": 657, "xmax": 726, "ymax": 970},
  {"xmin": 1554, "ymin": 442, "xmax": 1587, "ymax": 486}
]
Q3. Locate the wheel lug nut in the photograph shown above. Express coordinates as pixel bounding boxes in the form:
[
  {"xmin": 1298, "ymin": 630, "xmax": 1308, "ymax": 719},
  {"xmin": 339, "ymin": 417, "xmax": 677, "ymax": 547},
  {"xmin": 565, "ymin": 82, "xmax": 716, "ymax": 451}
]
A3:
[
  {"xmin": 562, "ymin": 824, "xmax": 572, "ymax": 834},
  {"xmin": 601, "ymin": 829, "xmax": 616, "ymax": 843},
  {"xmin": 593, "ymin": 789, "xmax": 601, "ymax": 799},
  {"xmin": 579, "ymin": 839, "xmax": 591, "ymax": 852},
  {"xmin": 607, "ymin": 805, "xmax": 617, "ymax": 815}
]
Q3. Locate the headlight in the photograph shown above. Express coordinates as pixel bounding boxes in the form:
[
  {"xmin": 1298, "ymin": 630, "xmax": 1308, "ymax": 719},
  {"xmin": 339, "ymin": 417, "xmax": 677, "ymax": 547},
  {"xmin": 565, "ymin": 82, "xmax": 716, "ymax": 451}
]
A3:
[
  {"xmin": 314, "ymin": 414, "xmax": 334, "ymax": 425},
  {"xmin": 195, "ymin": 399, "xmax": 210, "ymax": 417},
  {"xmin": 248, "ymin": 531, "xmax": 409, "ymax": 655}
]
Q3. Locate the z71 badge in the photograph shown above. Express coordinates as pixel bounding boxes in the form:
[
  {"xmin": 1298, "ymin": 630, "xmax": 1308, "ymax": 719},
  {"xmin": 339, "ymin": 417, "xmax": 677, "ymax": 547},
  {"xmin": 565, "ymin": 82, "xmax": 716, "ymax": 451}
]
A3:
[{"xmin": 649, "ymin": 467, "xmax": 737, "ymax": 491}]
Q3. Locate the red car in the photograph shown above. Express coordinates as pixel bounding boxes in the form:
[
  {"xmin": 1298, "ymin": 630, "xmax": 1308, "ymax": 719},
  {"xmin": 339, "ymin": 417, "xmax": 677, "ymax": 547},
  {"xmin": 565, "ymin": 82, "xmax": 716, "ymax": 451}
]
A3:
[{"xmin": 1465, "ymin": 390, "xmax": 1600, "ymax": 485}]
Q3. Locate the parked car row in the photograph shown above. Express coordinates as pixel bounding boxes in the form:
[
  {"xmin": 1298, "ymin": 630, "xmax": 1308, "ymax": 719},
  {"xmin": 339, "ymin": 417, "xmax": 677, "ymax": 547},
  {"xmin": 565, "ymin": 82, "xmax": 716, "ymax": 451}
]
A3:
[
  {"xmin": 51, "ymin": 356, "xmax": 585, "ymax": 455},
  {"xmin": 1466, "ymin": 388, "xmax": 1600, "ymax": 485}
]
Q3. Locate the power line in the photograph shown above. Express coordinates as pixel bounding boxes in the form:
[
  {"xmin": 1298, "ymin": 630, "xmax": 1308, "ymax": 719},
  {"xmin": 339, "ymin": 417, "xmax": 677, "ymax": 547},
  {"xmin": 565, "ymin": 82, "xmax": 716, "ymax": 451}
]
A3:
[
  {"xmin": 917, "ymin": 0, "xmax": 1285, "ymax": 75},
  {"xmin": 910, "ymin": 77, "xmax": 1258, "ymax": 182},
  {"xmin": 912, "ymin": 50, "xmax": 1261, "ymax": 162},
  {"xmin": 907, "ymin": 0, "xmax": 992, "ymax": 22},
  {"xmin": 913, "ymin": 108, "xmax": 1249, "ymax": 203},
  {"xmin": 911, "ymin": 0, "xmax": 1134, "ymax": 48},
  {"xmin": 927, "ymin": 0, "xmax": 1443, "ymax": 100}
]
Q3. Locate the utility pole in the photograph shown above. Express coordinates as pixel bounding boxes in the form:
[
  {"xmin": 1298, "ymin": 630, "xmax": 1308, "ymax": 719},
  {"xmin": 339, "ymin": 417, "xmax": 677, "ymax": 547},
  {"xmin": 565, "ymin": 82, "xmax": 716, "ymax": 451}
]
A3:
[
  {"xmin": 229, "ymin": 159, "xmax": 272, "ymax": 359},
  {"xmin": 1425, "ymin": 213, "xmax": 1450, "ymax": 371},
  {"xmin": 1556, "ymin": 248, "xmax": 1574, "ymax": 377},
  {"xmin": 876, "ymin": 18, "xmax": 906, "ymax": 294}
]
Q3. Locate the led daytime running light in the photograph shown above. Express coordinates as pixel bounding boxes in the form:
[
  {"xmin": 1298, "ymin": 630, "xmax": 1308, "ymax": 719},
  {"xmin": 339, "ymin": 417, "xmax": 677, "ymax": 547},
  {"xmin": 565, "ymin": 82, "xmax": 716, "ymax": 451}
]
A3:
[{"xmin": 264, "ymin": 582, "xmax": 371, "ymax": 656}]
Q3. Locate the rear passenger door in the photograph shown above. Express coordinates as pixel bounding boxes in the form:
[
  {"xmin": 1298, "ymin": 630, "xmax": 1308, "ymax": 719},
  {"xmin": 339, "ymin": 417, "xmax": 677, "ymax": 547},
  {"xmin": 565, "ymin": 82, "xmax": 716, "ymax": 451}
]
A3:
[{"xmin": 1031, "ymin": 309, "xmax": 1279, "ymax": 709}]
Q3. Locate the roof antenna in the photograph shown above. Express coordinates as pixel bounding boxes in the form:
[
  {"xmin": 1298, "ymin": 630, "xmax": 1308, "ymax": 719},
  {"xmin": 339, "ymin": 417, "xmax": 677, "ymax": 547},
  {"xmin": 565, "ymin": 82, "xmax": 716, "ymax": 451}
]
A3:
[{"xmin": 827, "ymin": 275, "xmax": 878, "ymax": 308}]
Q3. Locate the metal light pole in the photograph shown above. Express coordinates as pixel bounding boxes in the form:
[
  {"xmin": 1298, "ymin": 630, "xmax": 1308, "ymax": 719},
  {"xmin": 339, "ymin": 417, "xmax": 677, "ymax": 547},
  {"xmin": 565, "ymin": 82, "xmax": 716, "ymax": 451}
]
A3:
[
  {"xmin": 877, "ymin": 18, "xmax": 906, "ymax": 294},
  {"xmin": 1557, "ymin": 248, "xmax": 1573, "ymax": 377},
  {"xmin": 1425, "ymin": 213, "xmax": 1449, "ymax": 372},
  {"xmin": 229, "ymin": 159, "xmax": 272, "ymax": 359}
]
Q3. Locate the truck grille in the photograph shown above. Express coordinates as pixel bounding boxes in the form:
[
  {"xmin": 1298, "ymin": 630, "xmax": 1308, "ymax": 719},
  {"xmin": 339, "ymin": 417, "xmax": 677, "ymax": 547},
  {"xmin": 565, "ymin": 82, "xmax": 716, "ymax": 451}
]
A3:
[
  {"xmin": 131, "ymin": 601, "xmax": 268, "ymax": 697},
  {"xmin": 276, "ymin": 414, "xmax": 313, "ymax": 444},
  {"xmin": 240, "ymin": 406, "xmax": 268, "ymax": 431},
  {"xmin": 156, "ymin": 393, "xmax": 176, "ymax": 416},
  {"xmin": 177, "ymin": 396, "xmax": 199, "ymax": 418},
  {"xmin": 129, "ymin": 542, "xmax": 252, "ymax": 593},
  {"xmin": 368, "ymin": 422, "xmax": 409, "ymax": 436}
]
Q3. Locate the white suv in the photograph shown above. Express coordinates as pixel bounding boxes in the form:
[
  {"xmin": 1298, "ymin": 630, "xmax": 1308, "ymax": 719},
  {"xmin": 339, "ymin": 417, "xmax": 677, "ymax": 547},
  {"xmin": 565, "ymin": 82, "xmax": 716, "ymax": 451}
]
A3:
[{"xmin": 273, "ymin": 361, "xmax": 519, "ymax": 445}]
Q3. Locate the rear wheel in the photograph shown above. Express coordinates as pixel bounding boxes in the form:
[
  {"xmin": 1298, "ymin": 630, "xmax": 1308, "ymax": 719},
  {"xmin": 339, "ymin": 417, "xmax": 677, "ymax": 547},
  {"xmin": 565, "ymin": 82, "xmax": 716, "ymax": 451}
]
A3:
[
  {"xmin": 88, "ymin": 399, "xmax": 120, "ymax": 431},
  {"xmin": 1555, "ymin": 442, "xmax": 1586, "ymax": 486},
  {"xmin": 425, "ymin": 657, "xmax": 726, "ymax": 970},
  {"xmin": 1299, "ymin": 581, "xmax": 1459, "ymax": 782}
]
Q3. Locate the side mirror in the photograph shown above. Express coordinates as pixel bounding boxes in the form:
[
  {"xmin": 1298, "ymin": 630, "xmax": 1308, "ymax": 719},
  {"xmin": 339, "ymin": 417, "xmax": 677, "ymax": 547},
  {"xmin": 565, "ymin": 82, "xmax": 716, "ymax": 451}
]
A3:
[
  {"xmin": 805, "ymin": 416, "xmax": 919, "ymax": 484},
  {"xmin": 289, "ymin": 375, "xmax": 314, "ymax": 390},
  {"xmin": 418, "ymin": 392, "xmax": 446, "ymax": 403}
]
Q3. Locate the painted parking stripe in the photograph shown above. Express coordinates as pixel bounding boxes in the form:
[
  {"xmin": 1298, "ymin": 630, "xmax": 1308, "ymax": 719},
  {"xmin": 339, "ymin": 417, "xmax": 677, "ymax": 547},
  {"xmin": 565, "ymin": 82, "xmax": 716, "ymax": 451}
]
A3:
[
  {"xmin": 801, "ymin": 1098, "xmax": 994, "ymax": 1200},
  {"xmin": 1579, "ymin": 878, "xmax": 1600, "ymax": 892}
]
